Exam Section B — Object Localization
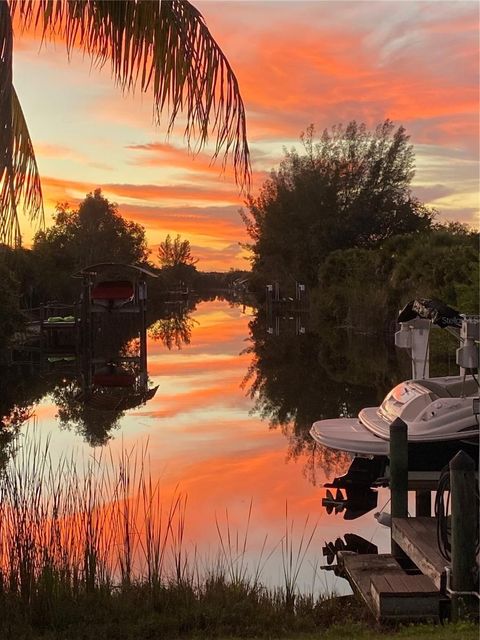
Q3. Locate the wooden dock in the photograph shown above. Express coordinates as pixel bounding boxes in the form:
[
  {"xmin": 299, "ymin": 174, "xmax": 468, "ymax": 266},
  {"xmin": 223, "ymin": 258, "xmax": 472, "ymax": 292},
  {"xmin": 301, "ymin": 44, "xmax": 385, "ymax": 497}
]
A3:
[{"xmin": 335, "ymin": 433, "xmax": 479, "ymax": 623}]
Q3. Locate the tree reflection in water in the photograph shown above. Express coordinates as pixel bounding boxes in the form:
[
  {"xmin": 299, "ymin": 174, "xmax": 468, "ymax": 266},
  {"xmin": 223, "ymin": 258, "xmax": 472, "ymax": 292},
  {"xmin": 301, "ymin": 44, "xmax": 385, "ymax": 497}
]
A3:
[
  {"xmin": 0, "ymin": 362, "xmax": 53, "ymax": 468},
  {"xmin": 1, "ymin": 302, "xmax": 199, "ymax": 453},
  {"xmin": 2, "ymin": 318, "xmax": 156, "ymax": 448},
  {"xmin": 0, "ymin": 404, "xmax": 33, "ymax": 468},
  {"xmin": 148, "ymin": 305, "xmax": 198, "ymax": 350},
  {"xmin": 243, "ymin": 308, "xmax": 411, "ymax": 485},
  {"xmin": 53, "ymin": 328, "xmax": 158, "ymax": 446},
  {"xmin": 52, "ymin": 377, "xmax": 124, "ymax": 446}
]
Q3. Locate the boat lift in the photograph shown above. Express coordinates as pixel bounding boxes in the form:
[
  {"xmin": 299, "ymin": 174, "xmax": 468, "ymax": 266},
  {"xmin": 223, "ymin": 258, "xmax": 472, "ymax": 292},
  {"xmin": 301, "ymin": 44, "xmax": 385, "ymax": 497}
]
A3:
[
  {"xmin": 394, "ymin": 298, "xmax": 479, "ymax": 380},
  {"xmin": 73, "ymin": 263, "xmax": 158, "ymax": 391}
]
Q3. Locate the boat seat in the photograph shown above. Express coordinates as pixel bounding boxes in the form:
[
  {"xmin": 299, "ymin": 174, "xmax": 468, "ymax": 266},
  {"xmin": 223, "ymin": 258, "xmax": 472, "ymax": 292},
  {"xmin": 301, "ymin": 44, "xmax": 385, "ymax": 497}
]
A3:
[
  {"xmin": 417, "ymin": 378, "xmax": 479, "ymax": 398},
  {"xmin": 91, "ymin": 280, "xmax": 134, "ymax": 301},
  {"xmin": 441, "ymin": 377, "xmax": 479, "ymax": 397},
  {"xmin": 416, "ymin": 380, "xmax": 452, "ymax": 398}
]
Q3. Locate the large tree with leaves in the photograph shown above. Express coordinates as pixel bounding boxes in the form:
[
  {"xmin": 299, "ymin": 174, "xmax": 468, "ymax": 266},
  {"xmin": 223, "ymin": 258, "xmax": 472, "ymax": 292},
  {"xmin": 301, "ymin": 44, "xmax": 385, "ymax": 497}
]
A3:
[
  {"xmin": 0, "ymin": 0, "xmax": 250, "ymax": 246},
  {"xmin": 32, "ymin": 189, "xmax": 149, "ymax": 301},
  {"xmin": 243, "ymin": 120, "xmax": 433, "ymax": 289}
]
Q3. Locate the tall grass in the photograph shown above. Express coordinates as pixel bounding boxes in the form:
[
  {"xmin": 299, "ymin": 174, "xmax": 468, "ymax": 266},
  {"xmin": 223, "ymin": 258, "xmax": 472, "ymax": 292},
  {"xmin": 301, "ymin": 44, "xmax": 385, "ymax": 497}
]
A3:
[
  {"xmin": 0, "ymin": 433, "xmax": 362, "ymax": 637},
  {"xmin": 281, "ymin": 503, "xmax": 318, "ymax": 612}
]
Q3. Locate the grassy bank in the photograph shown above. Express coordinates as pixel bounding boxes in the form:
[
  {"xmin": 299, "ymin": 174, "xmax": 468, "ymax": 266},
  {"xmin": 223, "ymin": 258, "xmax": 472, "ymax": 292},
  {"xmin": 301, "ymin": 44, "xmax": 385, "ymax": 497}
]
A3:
[{"xmin": 8, "ymin": 620, "xmax": 479, "ymax": 640}]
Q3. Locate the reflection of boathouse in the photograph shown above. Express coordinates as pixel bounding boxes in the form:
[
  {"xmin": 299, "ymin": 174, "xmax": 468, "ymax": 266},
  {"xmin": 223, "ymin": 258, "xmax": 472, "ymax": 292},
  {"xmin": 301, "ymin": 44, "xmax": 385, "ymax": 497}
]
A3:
[
  {"xmin": 74, "ymin": 263, "xmax": 158, "ymax": 406},
  {"xmin": 12, "ymin": 263, "xmax": 159, "ymax": 416}
]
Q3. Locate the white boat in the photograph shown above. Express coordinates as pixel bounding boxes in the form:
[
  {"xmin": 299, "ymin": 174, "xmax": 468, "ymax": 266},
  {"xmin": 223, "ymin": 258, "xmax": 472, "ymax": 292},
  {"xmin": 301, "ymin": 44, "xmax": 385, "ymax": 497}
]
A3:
[{"xmin": 310, "ymin": 299, "xmax": 480, "ymax": 457}]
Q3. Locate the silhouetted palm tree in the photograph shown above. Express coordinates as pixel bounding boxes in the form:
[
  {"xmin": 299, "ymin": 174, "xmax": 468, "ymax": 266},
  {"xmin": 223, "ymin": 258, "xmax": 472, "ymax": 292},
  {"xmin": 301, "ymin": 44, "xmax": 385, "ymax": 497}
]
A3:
[{"xmin": 0, "ymin": 0, "xmax": 250, "ymax": 246}]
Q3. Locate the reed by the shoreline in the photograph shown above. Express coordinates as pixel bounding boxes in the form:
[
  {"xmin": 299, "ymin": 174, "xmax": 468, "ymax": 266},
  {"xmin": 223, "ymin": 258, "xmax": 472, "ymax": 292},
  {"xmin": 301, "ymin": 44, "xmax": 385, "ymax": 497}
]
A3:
[{"xmin": 0, "ymin": 434, "xmax": 365, "ymax": 637}]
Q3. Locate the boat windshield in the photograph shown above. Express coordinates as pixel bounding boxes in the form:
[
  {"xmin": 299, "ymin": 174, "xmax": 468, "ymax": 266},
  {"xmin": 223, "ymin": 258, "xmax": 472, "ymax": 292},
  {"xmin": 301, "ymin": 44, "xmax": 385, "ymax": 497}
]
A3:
[{"xmin": 379, "ymin": 382, "xmax": 428, "ymax": 422}]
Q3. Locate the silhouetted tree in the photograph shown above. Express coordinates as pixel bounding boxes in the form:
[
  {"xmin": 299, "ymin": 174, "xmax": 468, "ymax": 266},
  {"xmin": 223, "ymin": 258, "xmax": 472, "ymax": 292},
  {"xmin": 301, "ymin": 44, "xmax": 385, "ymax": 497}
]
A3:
[
  {"xmin": 158, "ymin": 234, "xmax": 198, "ymax": 268},
  {"xmin": 243, "ymin": 120, "xmax": 434, "ymax": 289},
  {"xmin": 389, "ymin": 227, "xmax": 479, "ymax": 311},
  {"xmin": 157, "ymin": 233, "xmax": 198, "ymax": 287},
  {"xmin": 314, "ymin": 225, "xmax": 479, "ymax": 331},
  {"xmin": 32, "ymin": 190, "xmax": 149, "ymax": 301},
  {"xmin": 0, "ymin": 260, "xmax": 24, "ymax": 346}
]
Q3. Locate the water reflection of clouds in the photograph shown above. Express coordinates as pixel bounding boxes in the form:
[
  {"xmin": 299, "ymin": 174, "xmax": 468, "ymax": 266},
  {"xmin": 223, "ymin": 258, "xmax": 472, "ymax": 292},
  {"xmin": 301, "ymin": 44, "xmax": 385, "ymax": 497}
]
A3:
[
  {"xmin": 132, "ymin": 380, "xmax": 249, "ymax": 420},
  {"xmin": 147, "ymin": 355, "xmax": 247, "ymax": 378},
  {"xmin": 19, "ymin": 300, "xmax": 390, "ymax": 592}
]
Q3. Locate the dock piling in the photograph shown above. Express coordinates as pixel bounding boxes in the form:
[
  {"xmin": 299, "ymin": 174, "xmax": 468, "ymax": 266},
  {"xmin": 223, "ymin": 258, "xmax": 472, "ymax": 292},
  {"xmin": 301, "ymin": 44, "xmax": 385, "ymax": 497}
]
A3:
[
  {"xmin": 449, "ymin": 450, "xmax": 478, "ymax": 620},
  {"xmin": 415, "ymin": 490, "xmax": 431, "ymax": 517},
  {"xmin": 390, "ymin": 418, "xmax": 408, "ymax": 558}
]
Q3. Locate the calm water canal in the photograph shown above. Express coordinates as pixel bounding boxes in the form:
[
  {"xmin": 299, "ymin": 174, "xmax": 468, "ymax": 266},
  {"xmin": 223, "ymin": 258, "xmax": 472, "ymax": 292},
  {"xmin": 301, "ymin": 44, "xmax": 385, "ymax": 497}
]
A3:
[{"xmin": 9, "ymin": 297, "xmax": 398, "ymax": 595}]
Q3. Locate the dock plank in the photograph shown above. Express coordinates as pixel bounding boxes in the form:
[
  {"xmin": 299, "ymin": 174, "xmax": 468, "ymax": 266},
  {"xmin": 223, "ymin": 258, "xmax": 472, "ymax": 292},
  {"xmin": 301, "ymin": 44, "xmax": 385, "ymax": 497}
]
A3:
[
  {"xmin": 338, "ymin": 552, "xmax": 440, "ymax": 621},
  {"xmin": 381, "ymin": 574, "xmax": 438, "ymax": 596},
  {"xmin": 370, "ymin": 573, "xmax": 440, "ymax": 620},
  {"xmin": 337, "ymin": 552, "xmax": 404, "ymax": 616},
  {"xmin": 392, "ymin": 517, "xmax": 449, "ymax": 590}
]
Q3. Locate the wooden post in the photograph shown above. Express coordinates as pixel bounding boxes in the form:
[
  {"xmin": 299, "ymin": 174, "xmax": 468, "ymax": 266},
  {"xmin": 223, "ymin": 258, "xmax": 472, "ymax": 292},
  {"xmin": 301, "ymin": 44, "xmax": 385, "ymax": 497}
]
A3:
[
  {"xmin": 81, "ymin": 275, "xmax": 92, "ymax": 392},
  {"xmin": 415, "ymin": 490, "xmax": 431, "ymax": 517},
  {"xmin": 39, "ymin": 303, "xmax": 45, "ymax": 366},
  {"xmin": 274, "ymin": 281, "xmax": 280, "ymax": 302},
  {"xmin": 390, "ymin": 418, "xmax": 408, "ymax": 558},
  {"xmin": 266, "ymin": 284, "xmax": 273, "ymax": 312},
  {"xmin": 450, "ymin": 450, "xmax": 477, "ymax": 621},
  {"xmin": 138, "ymin": 279, "xmax": 148, "ymax": 389}
]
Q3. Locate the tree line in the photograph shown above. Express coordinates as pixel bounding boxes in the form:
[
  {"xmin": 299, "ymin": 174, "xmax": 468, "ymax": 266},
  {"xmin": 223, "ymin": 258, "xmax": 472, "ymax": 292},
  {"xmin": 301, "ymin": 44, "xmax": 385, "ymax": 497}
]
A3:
[
  {"xmin": 242, "ymin": 120, "xmax": 478, "ymax": 327},
  {"xmin": 0, "ymin": 189, "xmax": 248, "ymax": 347}
]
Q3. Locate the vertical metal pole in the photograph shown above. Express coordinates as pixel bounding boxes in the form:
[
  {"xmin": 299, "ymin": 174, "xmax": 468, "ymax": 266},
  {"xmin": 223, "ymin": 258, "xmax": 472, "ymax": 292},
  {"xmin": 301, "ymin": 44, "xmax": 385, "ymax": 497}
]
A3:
[
  {"xmin": 450, "ymin": 450, "xmax": 477, "ymax": 621},
  {"xmin": 390, "ymin": 418, "xmax": 409, "ymax": 558}
]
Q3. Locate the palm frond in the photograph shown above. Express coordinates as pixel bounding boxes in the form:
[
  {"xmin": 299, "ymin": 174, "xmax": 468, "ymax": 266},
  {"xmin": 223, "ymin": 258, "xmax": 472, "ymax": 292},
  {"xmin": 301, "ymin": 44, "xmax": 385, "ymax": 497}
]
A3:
[
  {"xmin": 0, "ymin": 0, "xmax": 16, "ymax": 246},
  {"xmin": 0, "ymin": 87, "xmax": 44, "ymax": 247},
  {"xmin": 0, "ymin": 4, "xmax": 44, "ymax": 246},
  {"xmin": 12, "ymin": 88, "xmax": 44, "ymax": 224},
  {"xmin": 12, "ymin": 0, "xmax": 251, "ymax": 190}
]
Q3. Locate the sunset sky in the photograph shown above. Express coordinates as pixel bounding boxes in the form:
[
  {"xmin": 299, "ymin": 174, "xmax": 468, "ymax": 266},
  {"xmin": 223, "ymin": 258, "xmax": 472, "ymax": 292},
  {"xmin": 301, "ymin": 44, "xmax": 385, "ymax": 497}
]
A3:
[{"xmin": 13, "ymin": 0, "xmax": 479, "ymax": 271}]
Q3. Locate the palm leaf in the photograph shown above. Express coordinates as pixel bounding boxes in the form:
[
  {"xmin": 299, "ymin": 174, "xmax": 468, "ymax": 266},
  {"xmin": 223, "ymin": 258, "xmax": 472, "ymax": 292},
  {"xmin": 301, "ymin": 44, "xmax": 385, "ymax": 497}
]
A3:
[
  {"xmin": 0, "ymin": 3, "xmax": 44, "ymax": 246},
  {"xmin": 0, "ymin": 87, "xmax": 44, "ymax": 247},
  {"xmin": 0, "ymin": 0, "xmax": 16, "ymax": 246},
  {"xmin": 11, "ymin": 0, "xmax": 251, "ymax": 189}
]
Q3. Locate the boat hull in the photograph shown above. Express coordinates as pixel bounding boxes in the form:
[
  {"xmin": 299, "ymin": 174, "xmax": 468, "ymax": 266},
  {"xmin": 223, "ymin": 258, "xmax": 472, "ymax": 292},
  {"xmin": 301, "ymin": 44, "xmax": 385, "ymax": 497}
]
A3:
[
  {"xmin": 310, "ymin": 418, "xmax": 389, "ymax": 456},
  {"xmin": 310, "ymin": 418, "xmax": 479, "ymax": 460}
]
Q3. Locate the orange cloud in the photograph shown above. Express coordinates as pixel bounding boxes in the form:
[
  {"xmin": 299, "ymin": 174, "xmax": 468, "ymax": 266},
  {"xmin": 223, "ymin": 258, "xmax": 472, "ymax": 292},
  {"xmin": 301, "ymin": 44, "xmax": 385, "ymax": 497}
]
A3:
[
  {"xmin": 200, "ymin": 2, "xmax": 478, "ymax": 156},
  {"xmin": 126, "ymin": 140, "xmax": 270, "ymax": 186}
]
